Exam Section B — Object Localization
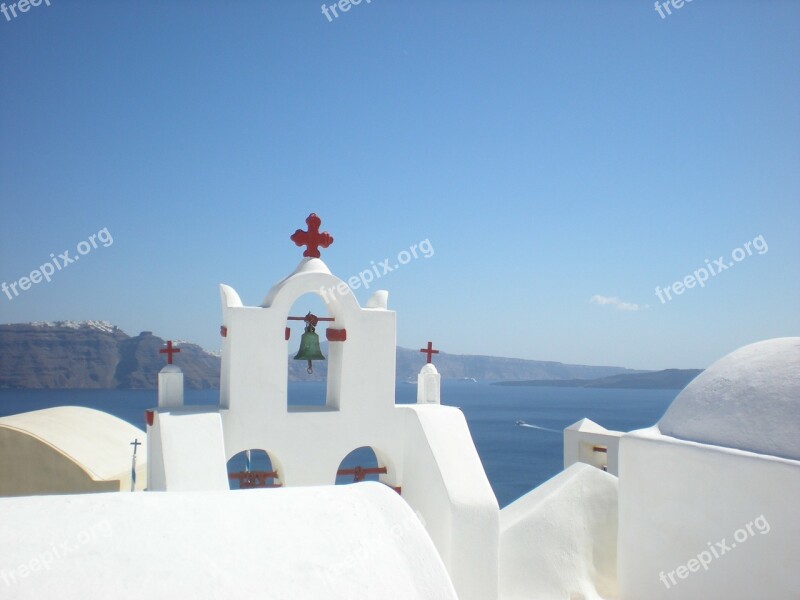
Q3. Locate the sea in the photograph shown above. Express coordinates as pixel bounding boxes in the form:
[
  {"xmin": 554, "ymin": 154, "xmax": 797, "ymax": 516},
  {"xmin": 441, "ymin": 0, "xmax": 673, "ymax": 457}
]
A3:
[{"xmin": 0, "ymin": 382, "xmax": 677, "ymax": 507}]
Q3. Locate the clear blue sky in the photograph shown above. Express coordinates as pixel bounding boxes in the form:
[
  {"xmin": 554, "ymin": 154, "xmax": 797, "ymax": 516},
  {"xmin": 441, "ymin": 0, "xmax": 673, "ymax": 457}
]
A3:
[{"xmin": 1, "ymin": 0, "xmax": 798, "ymax": 370}]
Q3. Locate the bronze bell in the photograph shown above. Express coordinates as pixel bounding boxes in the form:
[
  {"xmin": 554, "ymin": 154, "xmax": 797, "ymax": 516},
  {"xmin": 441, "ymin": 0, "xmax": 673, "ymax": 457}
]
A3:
[{"xmin": 294, "ymin": 313, "xmax": 325, "ymax": 374}]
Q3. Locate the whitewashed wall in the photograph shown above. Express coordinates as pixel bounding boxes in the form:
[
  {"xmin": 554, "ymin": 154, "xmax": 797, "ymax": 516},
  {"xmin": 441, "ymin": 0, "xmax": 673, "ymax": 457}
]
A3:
[{"xmin": 618, "ymin": 428, "xmax": 800, "ymax": 600}]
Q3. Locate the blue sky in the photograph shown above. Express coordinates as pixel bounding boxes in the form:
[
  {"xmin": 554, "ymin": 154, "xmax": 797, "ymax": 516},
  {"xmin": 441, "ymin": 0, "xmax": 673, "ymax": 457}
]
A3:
[{"xmin": 1, "ymin": 0, "xmax": 798, "ymax": 370}]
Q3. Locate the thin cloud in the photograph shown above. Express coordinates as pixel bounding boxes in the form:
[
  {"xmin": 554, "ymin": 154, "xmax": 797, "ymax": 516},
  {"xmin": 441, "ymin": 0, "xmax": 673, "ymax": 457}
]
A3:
[{"xmin": 590, "ymin": 294, "xmax": 647, "ymax": 311}]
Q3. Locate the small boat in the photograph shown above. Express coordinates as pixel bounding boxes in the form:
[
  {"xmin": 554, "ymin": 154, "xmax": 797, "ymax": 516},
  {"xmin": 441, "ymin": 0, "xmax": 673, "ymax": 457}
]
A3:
[{"xmin": 515, "ymin": 420, "xmax": 526, "ymax": 426}]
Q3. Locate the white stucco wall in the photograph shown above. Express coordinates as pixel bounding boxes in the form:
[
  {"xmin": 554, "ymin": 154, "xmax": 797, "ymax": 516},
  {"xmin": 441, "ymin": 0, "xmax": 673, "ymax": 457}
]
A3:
[
  {"xmin": 618, "ymin": 428, "xmax": 800, "ymax": 600},
  {"xmin": 147, "ymin": 408, "xmax": 229, "ymax": 492},
  {"xmin": 220, "ymin": 257, "xmax": 397, "ymax": 422},
  {"xmin": 400, "ymin": 405, "xmax": 500, "ymax": 600},
  {"xmin": 499, "ymin": 463, "xmax": 619, "ymax": 600}
]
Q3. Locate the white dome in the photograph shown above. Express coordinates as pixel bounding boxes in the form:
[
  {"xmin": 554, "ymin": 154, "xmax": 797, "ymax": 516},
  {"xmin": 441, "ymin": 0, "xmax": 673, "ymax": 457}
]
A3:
[{"xmin": 658, "ymin": 337, "xmax": 800, "ymax": 461}]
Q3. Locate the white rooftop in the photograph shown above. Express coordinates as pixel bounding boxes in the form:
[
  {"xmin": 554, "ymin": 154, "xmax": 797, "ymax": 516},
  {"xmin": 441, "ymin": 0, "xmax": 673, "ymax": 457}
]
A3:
[
  {"xmin": 0, "ymin": 483, "xmax": 457, "ymax": 600},
  {"xmin": 658, "ymin": 337, "xmax": 800, "ymax": 460}
]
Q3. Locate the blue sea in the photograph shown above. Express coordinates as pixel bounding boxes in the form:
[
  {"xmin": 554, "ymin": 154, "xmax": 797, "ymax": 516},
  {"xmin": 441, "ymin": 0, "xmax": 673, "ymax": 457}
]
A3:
[{"xmin": 0, "ymin": 383, "xmax": 676, "ymax": 507}]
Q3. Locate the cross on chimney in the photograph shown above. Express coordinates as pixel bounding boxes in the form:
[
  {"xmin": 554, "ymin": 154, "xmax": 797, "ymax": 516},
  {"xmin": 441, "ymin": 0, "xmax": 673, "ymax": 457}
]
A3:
[
  {"xmin": 159, "ymin": 340, "xmax": 181, "ymax": 364},
  {"xmin": 420, "ymin": 341, "xmax": 439, "ymax": 364},
  {"xmin": 290, "ymin": 213, "xmax": 334, "ymax": 258}
]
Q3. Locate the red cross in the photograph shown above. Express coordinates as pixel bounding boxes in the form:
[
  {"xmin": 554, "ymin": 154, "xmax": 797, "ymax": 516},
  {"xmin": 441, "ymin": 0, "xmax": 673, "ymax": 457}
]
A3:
[
  {"xmin": 420, "ymin": 341, "xmax": 439, "ymax": 364},
  {"xmin": 291, "ymin": 213, "xmax": 334, "ymax": 258},
  {"xmin": 159, "ymin": 340, "xmax": 180, "ymax": 364}
]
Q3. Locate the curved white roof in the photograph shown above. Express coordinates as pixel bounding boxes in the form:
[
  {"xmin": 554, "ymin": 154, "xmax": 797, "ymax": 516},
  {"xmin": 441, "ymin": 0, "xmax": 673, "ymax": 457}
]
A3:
[
  {"xmin": 658, "ymin": 337, "xmax": 800, "ymax": 460},
  {"xmin": 0, "ymin": 406, "xmax": 146, "ymax": 481},
  {"xmin": 0, "ymin": 483, "xmax": 457, "ymax": 600}
]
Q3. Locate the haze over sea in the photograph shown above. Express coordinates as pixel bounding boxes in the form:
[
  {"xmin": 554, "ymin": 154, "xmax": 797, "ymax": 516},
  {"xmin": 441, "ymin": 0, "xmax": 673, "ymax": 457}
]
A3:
[{"xmin": 0, "ymin": 382, "xmax": 676, "ymax": 507}]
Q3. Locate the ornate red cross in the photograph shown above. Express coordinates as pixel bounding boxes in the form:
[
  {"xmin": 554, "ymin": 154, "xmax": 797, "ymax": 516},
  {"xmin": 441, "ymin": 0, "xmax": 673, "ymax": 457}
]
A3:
[
  {"xmin": 159, "ymin": 340, "xmax": 180, "ymax": 364},
  {"xmin": 420, "ymin": 341, "xmax": 439, "ymax": 364},
  {"xmin": 291, "ymin": 213, "xmax": 333, "ymax": 258}
]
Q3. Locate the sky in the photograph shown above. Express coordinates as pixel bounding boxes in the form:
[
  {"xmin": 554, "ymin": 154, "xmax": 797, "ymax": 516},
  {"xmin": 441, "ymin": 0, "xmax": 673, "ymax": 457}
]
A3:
[{"xmin": 1, "ymin": 0, "xmax": 798, "ymax": 370}]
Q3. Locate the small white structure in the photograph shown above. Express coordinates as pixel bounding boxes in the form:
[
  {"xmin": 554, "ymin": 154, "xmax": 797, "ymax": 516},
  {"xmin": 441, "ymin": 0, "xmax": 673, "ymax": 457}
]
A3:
[
  {"xmin": 157, "ymin": 365, "xmax": 183, "ymax": 409},
  {"xmin": 147, "ymin": 339, "xmax": 230, "ymax": 492},
  {"xmin": 417, "ymin": 363, "xmax": 442, "ymax": 404},
  {"xmin": 564, "ymin": 418, "xmax": 622, "ymax": 475}
]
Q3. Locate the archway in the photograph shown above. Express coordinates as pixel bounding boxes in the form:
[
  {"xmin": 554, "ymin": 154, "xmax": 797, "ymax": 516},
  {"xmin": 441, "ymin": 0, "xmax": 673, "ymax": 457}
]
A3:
[
  {"xmin": 286, "ymin": 292, "xmax": 332, "ymax": 408},
  {"xmin": 335, "ymin": 446, "xmax": 385, "ymax": 485},
  {"xmin": 227, "ymin": 449, "xmax": 281, "ymax": 489}
]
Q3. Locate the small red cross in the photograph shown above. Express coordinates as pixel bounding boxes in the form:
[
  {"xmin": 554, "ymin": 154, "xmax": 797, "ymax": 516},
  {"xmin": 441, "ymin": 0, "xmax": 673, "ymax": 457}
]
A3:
[
  {"xmin": 291, "ymin": 213, "xmax": 334, "ymax": 258},
  {"xmin": 159, "ymin": 340, "xmax": 181, "ymax": 364},
  {"xmin": 420, "ymin": 341, "xmax": 439, "ymax": 364}
]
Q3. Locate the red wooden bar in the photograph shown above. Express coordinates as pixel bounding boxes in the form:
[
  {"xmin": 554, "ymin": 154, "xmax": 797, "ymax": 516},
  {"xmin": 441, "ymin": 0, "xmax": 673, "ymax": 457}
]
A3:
[
  {"xmin": 337, "ymin": 466, "xmax": 387, "ymax": 482},
  {"xmin": 229, "ymin": 470, "xmax": 282, "ymax": 489}
]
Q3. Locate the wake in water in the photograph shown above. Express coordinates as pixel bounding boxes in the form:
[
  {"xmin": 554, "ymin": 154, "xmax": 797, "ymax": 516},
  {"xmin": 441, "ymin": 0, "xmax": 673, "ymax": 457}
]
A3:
[{"xmin": 515, "ymin": 420, "xmax": 561, "ymax": 434}]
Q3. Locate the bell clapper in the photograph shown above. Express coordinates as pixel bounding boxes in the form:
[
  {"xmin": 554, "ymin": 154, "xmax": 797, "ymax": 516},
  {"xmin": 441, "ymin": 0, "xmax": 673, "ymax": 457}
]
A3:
[{"xmin": 307, "ymin": 360, "xmax": 313, "ymax": 374}]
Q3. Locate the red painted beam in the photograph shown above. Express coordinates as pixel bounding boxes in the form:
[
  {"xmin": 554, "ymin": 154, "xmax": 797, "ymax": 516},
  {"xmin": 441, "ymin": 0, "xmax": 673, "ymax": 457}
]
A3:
[
  {"xmin": 229, "ymin": 471, "xmax": 281, "ymax": 489},
  {"xmin": 326, "ymin": 328, "xmax": 347, "ymax": 342},
  {"xmin": 336, "ymin": 467, "xmax": 387, "ymax": 476},
  {"xmin": 287, "ymin": 316, "xmax": 335, "ymax": 322},
  {"xmin": 229, "ymin": 470, "xmax": 279, "ymax": 480}
]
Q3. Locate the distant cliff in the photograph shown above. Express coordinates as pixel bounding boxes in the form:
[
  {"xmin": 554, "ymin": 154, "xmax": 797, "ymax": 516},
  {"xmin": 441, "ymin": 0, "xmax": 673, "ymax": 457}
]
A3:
[
  {"xmin": 0, "ymin": 321, "xmax": 642, "ymax": 389},
  {"xmin": 395, "ymin": 349, "xmax": 642, "ymax": 383},
  {"xmin": 0, "ymin": 322, "xmax": 219, "ymax": 390},
  {"xmin": 493, "ymin": 369, "xmax": 703, "ymax": 390}
]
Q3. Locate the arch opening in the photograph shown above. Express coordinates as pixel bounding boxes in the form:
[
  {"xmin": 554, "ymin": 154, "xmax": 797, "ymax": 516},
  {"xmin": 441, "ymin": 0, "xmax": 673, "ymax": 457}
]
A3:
[
  {"xmin": 286, "ymin": 292, "xmax": 336, "ymax": 410},
  {"xmin": 226, "ymin": 449, "xmax": 281, "ymax": 489},
  {"xmin": 335, "ymin": 446, "xmax": 385, "ymax": 486}
]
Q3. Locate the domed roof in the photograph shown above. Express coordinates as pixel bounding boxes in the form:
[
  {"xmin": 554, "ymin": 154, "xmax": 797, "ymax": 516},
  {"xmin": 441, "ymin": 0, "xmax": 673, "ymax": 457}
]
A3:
[{"xmin": 658, "ymin": 337, "xmax": 800, "ymax": 461}]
